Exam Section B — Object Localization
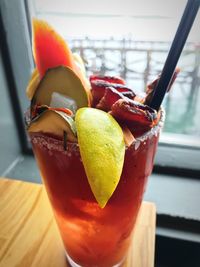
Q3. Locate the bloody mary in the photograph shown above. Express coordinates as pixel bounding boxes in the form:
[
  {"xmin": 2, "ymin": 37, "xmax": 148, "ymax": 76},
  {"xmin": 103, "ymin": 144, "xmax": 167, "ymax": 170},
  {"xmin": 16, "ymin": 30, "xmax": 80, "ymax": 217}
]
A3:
[
  {"xmin": 25, "ymin": 19, "xmax": 173, "ymax": 267},
  {"xmin": 30, "ymin": 110, "xmax": 163, "ymax": 267}
]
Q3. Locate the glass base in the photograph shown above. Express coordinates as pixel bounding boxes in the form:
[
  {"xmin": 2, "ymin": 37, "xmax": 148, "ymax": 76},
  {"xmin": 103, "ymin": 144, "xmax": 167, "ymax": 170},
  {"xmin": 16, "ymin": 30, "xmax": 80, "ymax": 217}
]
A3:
[{"xmin": 66, "ymin": 253, "xmax": 124, "ymax": 267}]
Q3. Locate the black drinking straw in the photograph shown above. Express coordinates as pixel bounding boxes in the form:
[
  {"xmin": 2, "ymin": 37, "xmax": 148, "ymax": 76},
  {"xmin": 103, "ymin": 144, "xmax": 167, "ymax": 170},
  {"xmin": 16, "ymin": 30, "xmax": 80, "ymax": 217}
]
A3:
[{"xmin": 150, "ymin": 0, "xmax": 200, "ymax": 111}]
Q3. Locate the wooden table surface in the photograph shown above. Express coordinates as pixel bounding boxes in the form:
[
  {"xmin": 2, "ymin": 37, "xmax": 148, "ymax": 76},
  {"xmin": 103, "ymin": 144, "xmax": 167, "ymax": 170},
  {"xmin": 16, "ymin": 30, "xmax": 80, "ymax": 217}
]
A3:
[{"xmin": 0, "ymin": 178, "xmax": 156, "ymax": 267}]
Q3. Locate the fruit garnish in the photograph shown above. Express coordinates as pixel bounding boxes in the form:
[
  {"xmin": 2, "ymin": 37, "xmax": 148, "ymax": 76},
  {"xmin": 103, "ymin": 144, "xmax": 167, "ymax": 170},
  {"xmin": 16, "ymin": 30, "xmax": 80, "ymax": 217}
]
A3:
[
  {"xmin": 122, "ymin": 125, "xmax": 136, "ymax": 146},
  {"xmin": 73, "ymin": 53, "xmax": 87, "ymax": 75},
  {"xmin": 31, "ymin": 105, "xmax": 49, "ymax": 118},
  {"xmin": 90, "ymin": 75, "xmax": 125, "ymax": 85},
  {"xmin": 134, "ymin": 95, "xmax": 145, "ymax": 104},
  {"xmin": 32, "ymin": 19, "xmax": 91, "ymax": 93},
  {"xmin": 48, "ymin": 107, "xmax": 73, "ymax": 116},
  {"xmin": 144, "ymin": 68, "xmax": 180, "ymax": 105},
  {"xmin": 111, "ymin": 98, "xmax": 157, "ymax": 126},
  {"xmin": 33, "ymin": 19, "xmax": 76, "ymax": 78},
  {"xmin": 28, "ymin": 109, "xmax": 77, "ymax": 142},
  {"xmin": 75, "ymin": 108, "xmax": 125, "ymax": 208},
  {"xmin": 26, "ymin": 68, "xmax": 40, "ymax": 100},
  {"xmin": 32, "ymin": 105, "xmax": 73, "ymax": 118},
  {"xmin": 121, "ymin": 91, "xmax": 137, "ymax": 100},
  {"xmin": 73, "ymin": 53, "xmax": 91, "ymax": 93},
  {"xmin": 96, "ymin": 87, "xmax": 124, "ymax": 111},
  {"xmin": 91, "ymin": 80, "xmax": 136, "ymax": 106},
  {"xmin": 31, "ymin": 66, "xmax": 89, "ymax": 112}
]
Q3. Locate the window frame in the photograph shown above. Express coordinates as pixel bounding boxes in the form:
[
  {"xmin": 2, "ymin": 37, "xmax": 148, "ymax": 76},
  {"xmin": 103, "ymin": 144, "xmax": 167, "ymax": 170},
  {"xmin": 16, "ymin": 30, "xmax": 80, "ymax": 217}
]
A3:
[{"xmin": 1, "ymin": 0, "xmax": 200, "ymax": 176}]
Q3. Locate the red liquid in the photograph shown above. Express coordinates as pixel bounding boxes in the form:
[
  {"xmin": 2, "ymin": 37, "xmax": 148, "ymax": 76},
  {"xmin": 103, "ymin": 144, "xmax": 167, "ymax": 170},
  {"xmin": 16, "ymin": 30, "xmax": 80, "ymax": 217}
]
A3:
[{"xmin": 30, "ymin": 123, "xmax": 161, "ymax": 267}]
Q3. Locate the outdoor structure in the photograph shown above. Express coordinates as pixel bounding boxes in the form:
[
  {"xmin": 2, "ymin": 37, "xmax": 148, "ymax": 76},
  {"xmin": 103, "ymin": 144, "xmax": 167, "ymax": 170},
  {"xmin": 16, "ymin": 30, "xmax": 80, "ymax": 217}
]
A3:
[{"xmin": 71, "ymin": 38, "xmax": 200, "ymax": 135}]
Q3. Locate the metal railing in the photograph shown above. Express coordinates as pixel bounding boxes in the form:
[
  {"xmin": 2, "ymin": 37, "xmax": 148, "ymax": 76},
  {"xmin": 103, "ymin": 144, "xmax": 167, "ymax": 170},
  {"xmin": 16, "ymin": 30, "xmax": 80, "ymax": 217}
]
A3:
[{"xmin": 70, "ymin": 38, "xmax": 200, "ymax": 135}]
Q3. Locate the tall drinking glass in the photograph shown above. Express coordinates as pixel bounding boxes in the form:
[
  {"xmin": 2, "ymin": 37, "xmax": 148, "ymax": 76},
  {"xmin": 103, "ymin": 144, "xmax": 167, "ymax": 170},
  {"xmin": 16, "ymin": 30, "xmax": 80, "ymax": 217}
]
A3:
[{"xmin": 29, "ymin": 110, "xmax": 164, "ymax": 267}]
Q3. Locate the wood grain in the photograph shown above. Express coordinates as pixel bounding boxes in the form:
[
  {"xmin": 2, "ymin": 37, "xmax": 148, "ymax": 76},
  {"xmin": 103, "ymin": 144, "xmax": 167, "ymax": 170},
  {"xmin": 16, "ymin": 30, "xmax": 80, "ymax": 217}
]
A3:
[{"xmin": 0, "ymin": 178, "xmax": 156, "ymax": 267}]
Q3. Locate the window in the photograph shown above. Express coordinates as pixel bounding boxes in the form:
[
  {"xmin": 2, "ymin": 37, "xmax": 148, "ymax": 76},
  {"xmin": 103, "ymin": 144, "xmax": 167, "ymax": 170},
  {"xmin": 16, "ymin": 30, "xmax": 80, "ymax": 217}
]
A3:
[{"xmin": 1, "ymin": 0, "xmax": 200, "ymax": 173}]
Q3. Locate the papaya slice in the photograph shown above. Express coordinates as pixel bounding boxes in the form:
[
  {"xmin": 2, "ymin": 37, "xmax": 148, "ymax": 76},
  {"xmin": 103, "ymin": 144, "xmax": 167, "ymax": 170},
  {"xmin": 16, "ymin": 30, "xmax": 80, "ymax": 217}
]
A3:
[
  {"xmin": 32, "ymin": 19, "xmax": 91, "ymax": 93},
  {"xmin": 32, "ymin": 19, "xmax": 76, "ymax": 78}
]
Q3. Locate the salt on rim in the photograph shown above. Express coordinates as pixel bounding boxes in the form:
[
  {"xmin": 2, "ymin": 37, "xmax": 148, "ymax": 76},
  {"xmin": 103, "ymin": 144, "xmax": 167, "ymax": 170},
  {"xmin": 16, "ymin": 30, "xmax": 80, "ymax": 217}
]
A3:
[
  {"xmin": 30, "ymin": 109, "xmax": 165, "ymax": 153},
  {"xmin": 30, "ymin": 133, "xmax": 79, "ymax": 155},
  {"xmin": 129, "ymin": 108, "xmax": 165, "ymax": 151}
]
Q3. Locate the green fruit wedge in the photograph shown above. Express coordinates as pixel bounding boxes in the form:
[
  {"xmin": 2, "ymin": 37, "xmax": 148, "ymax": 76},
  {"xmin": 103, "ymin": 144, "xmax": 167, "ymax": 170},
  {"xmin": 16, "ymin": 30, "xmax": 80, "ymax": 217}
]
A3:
[{"xmin": 75, "ymin": 108, "xmax": 125, "ymax": 208}]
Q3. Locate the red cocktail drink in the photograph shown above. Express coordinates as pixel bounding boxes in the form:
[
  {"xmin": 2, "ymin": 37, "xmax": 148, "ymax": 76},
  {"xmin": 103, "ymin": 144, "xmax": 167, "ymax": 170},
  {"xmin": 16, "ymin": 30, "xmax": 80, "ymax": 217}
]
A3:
[
  {"xmin": 30, "ymin": 111, "xmax": 163, "ymax": 267},
  {"xmin": 25, "ymin": 18, "xmax": 178, "ymax": 267}
]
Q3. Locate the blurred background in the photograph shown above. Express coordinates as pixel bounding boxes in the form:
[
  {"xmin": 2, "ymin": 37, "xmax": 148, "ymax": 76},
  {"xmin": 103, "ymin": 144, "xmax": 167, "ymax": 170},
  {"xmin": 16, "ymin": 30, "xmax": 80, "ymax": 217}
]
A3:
[
  {"xmin": 31, "ymin": 0, "xmax": 200, "ymax": 136},
  {"xmin": 0, "ymin": 0, "xmax": 200, "ymax": 266}
]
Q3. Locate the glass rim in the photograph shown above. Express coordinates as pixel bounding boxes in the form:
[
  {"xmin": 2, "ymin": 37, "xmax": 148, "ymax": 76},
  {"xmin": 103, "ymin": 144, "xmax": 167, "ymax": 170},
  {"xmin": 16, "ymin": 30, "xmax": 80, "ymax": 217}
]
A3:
[
  {"xmin": 28, "ymin": 108, "xmax": 165, "ymax": 151},
  {"xmin": 133, "ymin": 107, "xmax": 165, "ymax": 144}
]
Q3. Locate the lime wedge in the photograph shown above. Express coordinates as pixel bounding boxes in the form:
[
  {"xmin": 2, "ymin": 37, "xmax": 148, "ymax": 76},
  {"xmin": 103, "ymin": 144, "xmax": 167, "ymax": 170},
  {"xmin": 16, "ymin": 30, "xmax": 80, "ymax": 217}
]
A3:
[{"xmin": 75, "ymin": 108, "xmax": 125, "ymax": 208}]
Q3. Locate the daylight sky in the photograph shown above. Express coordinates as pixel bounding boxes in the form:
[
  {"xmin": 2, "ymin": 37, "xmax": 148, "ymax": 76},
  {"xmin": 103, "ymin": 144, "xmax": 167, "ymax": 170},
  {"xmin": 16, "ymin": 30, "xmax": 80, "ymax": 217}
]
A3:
[{"xmin": 31, "ymin": 0, "xmax": 200, "ymax": 41}]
